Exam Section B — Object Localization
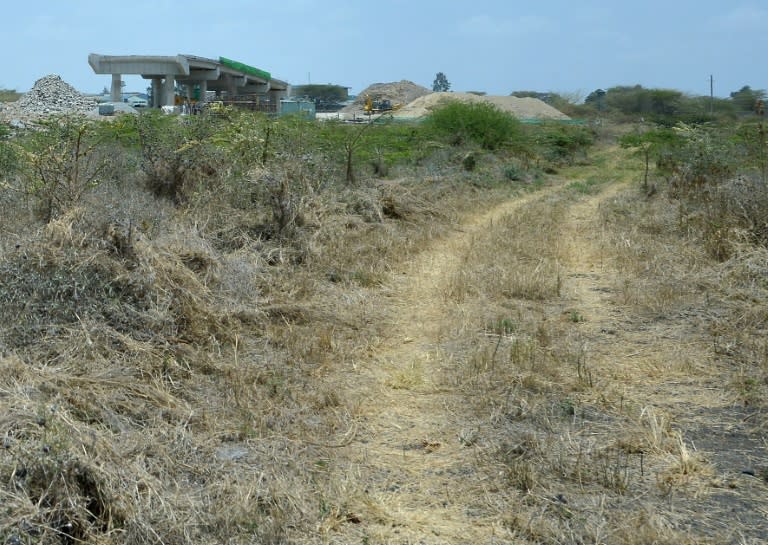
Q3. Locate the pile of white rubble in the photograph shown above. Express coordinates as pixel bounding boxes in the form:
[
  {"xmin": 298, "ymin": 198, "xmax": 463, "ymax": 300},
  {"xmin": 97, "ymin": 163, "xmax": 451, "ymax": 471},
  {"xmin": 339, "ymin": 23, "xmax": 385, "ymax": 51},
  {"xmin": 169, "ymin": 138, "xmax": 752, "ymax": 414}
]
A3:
[{"xmin": 2, "ymin": 74, "xmax": 97, "ymax": 119}]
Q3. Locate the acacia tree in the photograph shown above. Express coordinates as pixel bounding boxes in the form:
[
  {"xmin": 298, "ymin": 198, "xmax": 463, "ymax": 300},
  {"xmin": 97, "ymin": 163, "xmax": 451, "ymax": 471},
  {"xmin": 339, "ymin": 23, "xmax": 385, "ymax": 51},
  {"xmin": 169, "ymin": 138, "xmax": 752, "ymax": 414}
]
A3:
[
  {"xmin": 585, "ymin": 89, "xmax": 607, "ymax": 110},
  {"xmin": 619, "ymin": 126, "xmax": 680, "ymax": 191},
  {"xmin": 16, "ymin": 116, "xmax": 110, "ymax": 221},
  {"xmin": 433, "ymin": 72, "xmax": 451, "ymax": 92}
]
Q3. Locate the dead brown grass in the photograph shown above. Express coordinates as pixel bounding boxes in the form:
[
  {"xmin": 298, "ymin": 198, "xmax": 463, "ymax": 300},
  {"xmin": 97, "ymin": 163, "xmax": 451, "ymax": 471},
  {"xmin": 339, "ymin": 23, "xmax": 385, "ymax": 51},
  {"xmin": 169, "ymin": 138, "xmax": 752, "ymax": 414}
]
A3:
[
  {"xmin": 415, "ymin": 148, "xmax": 768, "ymax": 544},
  {"xmin": 2, "ymin": 124, "xmax": 767, "ymax": 545},
  {"xmin": 0, "ymin": 134, "xmax": 532, "ymax": 544}
]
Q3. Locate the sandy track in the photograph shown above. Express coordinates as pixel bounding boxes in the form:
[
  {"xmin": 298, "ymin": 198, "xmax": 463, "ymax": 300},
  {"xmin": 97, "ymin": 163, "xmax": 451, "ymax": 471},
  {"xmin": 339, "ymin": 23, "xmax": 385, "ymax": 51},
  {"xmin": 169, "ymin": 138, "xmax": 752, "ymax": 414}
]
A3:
[{"xmin": 329, "ymin": 188, "xmax": 558, "ymax": 544}]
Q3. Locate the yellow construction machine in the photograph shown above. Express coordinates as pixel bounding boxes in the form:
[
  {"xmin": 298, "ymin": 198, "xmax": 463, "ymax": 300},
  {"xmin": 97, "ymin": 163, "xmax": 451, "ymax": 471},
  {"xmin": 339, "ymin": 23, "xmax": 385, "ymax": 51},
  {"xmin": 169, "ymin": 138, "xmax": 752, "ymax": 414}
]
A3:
[{"xmin": 363, "ymin": 95, "xmax": 402, "ymax": 115}]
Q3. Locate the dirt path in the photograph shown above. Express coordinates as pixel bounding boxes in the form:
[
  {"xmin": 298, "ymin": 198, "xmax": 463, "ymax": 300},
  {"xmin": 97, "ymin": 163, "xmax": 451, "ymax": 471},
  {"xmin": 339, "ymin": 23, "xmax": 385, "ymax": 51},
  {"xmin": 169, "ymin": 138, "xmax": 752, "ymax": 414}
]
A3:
[
  {"xmin": 329, "ymin": 181, "xmax": 768, "ymax": 544},
  {"xmin": 329, "ymin": 188, "xmax": 555, "ymax": 544}
]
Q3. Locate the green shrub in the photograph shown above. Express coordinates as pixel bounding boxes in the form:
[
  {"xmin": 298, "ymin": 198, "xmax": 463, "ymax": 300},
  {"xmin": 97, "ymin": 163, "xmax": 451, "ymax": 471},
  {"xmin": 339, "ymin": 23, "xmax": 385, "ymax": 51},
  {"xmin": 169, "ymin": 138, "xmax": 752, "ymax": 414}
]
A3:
[
  {"xmin": 312, "ymin": 119, "xmax": 425, "ymax": 183},
  {"xmin": 425, "ymin": 101, "xmax": 526, "ymax": 150},
  {"xmin": 734, "ymin": 120, "xmax": 768, "ymax": 181},
  {"xmin": 212, "ymin": 110, "xmax": 274, "ymax": 171},
  {"xmin": 0, "ymin": 123, "xmax": 18, "ymax": 178},
  {"xmin": 619, "ymin": 126, "xmax": 682, "ymax": 190},
  {"xmin": 503, "ymin": 163, "xmax": 524, "ymax": 181},
  {"xmin": 0, "ymin": 88, "xmax": 21, "ymax": 102},
  {"xmin": 128, "ymin": 111, "xmax": 227, "ymax": 203},
  {"xmin": 15, "ymin": 115, "xmax": 111, "ymax": 221},
  {"xmin": 355, "ymin": 123, "xmax": 423, "ymax": 174},
  {"xmin": 667, "ymin": 123, "xmax": 739, "ymax": 197},
  {"xmin": 462, "ymin": 151, "xmax": 477, "ymax": 171},
  {"xmin": 534, "ymin": 123, "xmax": 595, "ymax": 165}
]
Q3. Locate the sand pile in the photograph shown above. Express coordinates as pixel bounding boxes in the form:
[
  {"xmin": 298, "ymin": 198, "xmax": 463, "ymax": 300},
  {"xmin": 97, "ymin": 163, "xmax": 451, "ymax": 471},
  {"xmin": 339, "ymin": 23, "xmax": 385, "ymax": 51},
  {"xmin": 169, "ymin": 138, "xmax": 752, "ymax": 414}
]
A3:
[
  {"xmin": 342, "ymin": 80, "xmax": 570, "ymax": 120},
  {"xmin": 393, "ymin": 92, "xmax": 570, "ymax": 120}
]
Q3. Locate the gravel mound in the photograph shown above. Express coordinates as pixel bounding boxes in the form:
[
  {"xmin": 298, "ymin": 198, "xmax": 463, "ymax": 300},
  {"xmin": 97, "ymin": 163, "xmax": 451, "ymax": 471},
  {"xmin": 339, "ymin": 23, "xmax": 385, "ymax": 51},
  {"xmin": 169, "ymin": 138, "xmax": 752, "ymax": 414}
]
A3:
[
  {"xmin": 342, "ymin": 80, "xmax": 432, "ymax": 114},
  {"xmin": 393, "ymin": 92, "xmax": 570, "ymax": 120},
  {"xmin": 2, "ymin": 74, "xmax": 97, "ymax": 119}
]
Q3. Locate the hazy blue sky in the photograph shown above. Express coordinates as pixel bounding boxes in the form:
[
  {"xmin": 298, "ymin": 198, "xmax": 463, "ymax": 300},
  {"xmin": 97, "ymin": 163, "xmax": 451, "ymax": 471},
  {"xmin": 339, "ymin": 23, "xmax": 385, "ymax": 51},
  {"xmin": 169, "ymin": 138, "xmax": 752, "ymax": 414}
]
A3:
[{"xmin": 2, "ymin": 1, "xmax": 766, "ymax": 99}]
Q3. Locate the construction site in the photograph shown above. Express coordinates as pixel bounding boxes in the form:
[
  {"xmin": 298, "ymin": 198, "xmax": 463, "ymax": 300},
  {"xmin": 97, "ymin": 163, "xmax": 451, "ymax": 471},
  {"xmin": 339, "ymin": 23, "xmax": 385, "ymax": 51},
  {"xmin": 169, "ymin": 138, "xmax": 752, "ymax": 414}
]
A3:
[{"xmin": 0, "ymin": 52, "xmax": 572, "ymax": 123}]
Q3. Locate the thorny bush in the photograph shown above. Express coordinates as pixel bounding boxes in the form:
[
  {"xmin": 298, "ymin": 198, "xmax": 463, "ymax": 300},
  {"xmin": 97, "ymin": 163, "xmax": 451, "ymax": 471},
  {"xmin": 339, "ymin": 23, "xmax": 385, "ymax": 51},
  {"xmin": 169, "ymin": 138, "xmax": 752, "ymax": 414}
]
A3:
[
  {"xmin": 13, "ymin": 115, "xmax": 111, "ymax": 221},
  {"xmin": 129, "ymin": 110, "xmax": 227, "ymax": 203}
]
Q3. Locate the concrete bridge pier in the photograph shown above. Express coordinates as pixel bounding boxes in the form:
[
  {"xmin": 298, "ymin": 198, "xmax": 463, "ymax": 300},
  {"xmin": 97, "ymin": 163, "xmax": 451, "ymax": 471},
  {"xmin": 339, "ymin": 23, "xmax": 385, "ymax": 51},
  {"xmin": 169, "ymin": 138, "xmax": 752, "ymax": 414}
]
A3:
[
  {"xmin": 225, "ymin": 74, "xmax": 236, "ymax": 98},
  {"xmin": 269, "ymin": 87, "xmax": 288, "ymax": 105},
  {"xmin": 89, "ymin": 53, "xmax": 290, "ymax": 110},
  {"xmin": 151, "ymin": 78, "xmax": 162, "ymax": 107},
  {"xmin": 163, "ymin": 75, "xmax": 176, "ymax": 107},
  {"xmin": 111, "ymin": 74, "xmax": 122, "ymax": 102}
]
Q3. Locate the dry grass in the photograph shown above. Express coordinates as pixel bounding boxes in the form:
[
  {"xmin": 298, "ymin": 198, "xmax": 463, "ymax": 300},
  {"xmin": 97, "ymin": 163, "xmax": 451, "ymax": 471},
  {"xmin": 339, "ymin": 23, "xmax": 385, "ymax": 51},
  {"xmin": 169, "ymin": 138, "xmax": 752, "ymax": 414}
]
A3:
[
  {"xmin": 419, "ymin": 147, "xmax": 768, "ymax": 544},
  {"xmin": 601, "ymin": 186, "xmax": 768, "ymax": 411},
  {"xmin": 445, "ymin": 196, "xmax": 564, "ymax": 304},
  {"xmin": 0, "ymin": 132, "xmax": 535, "ymax": 544},
  {"xmin": 2, "ymin": 123, "xmax": 767, "ymax": 544},
  {"xmin": 0, "ymin": 178, "xmax": 324, "ymax": 542}
]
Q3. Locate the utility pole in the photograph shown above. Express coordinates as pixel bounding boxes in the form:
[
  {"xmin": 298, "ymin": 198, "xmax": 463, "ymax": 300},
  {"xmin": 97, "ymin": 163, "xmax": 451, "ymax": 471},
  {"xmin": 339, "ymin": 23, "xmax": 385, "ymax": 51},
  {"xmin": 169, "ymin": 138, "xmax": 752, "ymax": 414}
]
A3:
[
  {"xmin": 757, "ymin": 99, "xmax": 765, "ymax": 183},
  {"xmin": 710, "ymin": 75, "xmax": 714, "ymax": 114}
]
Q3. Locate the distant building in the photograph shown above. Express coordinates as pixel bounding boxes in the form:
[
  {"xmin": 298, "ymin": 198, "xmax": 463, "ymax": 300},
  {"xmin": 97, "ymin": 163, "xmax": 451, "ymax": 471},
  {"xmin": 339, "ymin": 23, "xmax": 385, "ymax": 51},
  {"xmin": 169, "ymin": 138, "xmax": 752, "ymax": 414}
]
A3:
[{"xmin": 291, "ymin": 84, "xmax": 350, "ymax": 112}]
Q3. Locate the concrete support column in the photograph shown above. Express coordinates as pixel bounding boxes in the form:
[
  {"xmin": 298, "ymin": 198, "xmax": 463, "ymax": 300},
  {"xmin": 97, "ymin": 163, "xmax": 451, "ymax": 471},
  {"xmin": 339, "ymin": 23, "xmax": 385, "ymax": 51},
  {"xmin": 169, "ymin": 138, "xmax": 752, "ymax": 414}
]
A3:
[
  {"xmin": 225, "ymin": 74, "xmax": 236, "ymax": 99},
  {"xmin": 163, "ymin": 75, "xmax": 176, "ymax": 107},
  {"xmin": 199, "ymin": 80, "xmax": 207, "ymax": 102},
  {"xmin": 111, "ymin": 74, "xmax": 122, "ymax": 102},
  {"xmin": 269, "ymin": 88, "xmax": 288, "ymax": 106},
  {"xmin": 151, "ymin": 78, "xmax": 162, "ymax": 107}
]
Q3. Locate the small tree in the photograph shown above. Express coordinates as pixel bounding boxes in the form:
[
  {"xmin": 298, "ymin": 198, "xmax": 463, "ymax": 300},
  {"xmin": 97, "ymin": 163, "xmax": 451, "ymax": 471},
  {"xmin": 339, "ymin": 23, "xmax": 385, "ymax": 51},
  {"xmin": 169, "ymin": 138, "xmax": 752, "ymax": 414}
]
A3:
[
  {"xmin": 585, "ymin": 89, "xmax": 607, "ymax": 110},
  {"xmin": 16, "ymin": 115, "xmax": 110, "ymax": 221},
  {"xmin": 536, "ymin": 123, "xmax": 595, "ymax": 165},
  {"xmin": 342, "ymin": 116, "xmax": 385, "ymax": 184},
  {"xmin": 432, "ymin": 72, "xmax": 451, "ymax": 92},
  {"xmin": 129, "ymin": 110, "xmax": 226, "ymax": 204},
  {"xmin": 619, "ymin": 126, "xmax": 680, "ymax": 191}
]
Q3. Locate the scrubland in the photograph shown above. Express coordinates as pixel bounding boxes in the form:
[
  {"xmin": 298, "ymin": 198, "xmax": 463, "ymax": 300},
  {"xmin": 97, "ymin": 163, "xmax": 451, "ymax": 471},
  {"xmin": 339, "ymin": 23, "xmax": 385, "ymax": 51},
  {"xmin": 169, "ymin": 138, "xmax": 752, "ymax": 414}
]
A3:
[{"xmin": 0, "ymin": 106, "xmax": 766, "ymax": 544}]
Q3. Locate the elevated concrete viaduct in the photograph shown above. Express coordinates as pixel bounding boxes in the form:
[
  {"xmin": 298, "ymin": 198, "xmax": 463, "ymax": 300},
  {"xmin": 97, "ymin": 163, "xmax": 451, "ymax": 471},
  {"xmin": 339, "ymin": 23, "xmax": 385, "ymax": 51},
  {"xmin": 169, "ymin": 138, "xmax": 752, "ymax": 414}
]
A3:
[{"xmin": 88, "ymin": 53, "xmax": 290, "ymax": 108}]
